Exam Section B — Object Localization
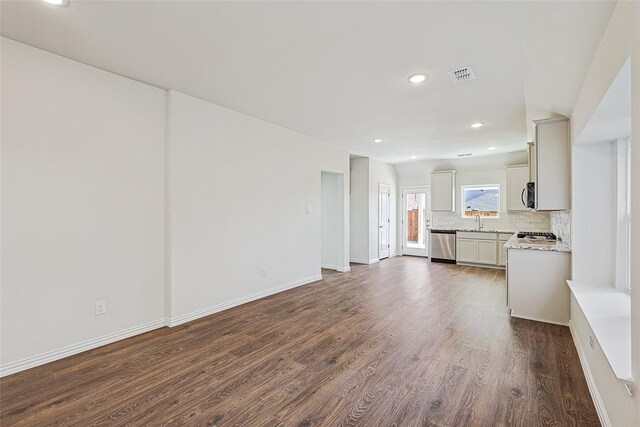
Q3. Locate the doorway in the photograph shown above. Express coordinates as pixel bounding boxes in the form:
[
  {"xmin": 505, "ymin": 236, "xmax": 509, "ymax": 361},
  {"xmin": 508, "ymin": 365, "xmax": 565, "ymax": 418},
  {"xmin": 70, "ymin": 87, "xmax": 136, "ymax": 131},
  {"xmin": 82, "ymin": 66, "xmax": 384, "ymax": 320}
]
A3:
[
  {"xmin": 379, "ymin": 184, "xmax": 390, "ymax": 260},
  {"xmin": 321, "ymin": 171, "xmax": 346, "ymax": 271},
  {"xmin": 402, "ymin": 187, "xmax": 431, "ymax": 257}
]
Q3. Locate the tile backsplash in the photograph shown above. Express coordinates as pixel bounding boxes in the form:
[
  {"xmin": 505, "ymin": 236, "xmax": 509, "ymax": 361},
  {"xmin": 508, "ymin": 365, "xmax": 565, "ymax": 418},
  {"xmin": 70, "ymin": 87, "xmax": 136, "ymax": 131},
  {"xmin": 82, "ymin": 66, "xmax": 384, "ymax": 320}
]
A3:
[
  {"xmin": 550, "ymin": 210, "xmax": 571, "ymax": 248},
  {"xmin": 432, "ymin": 211, "xmax": 551, "ymax": 232}
]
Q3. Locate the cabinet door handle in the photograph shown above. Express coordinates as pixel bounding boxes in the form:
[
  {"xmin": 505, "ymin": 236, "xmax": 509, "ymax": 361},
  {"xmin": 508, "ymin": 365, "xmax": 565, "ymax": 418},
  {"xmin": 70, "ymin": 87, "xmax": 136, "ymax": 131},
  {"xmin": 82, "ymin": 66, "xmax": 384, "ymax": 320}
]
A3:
[{"xmin": 521, "ymin": 188, "xmax": 526, "ymax": 207}]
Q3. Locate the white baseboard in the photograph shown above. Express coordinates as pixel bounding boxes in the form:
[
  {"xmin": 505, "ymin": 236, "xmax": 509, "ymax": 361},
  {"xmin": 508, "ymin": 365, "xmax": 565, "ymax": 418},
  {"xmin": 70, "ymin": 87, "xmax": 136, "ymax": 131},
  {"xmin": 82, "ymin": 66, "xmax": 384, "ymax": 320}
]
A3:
[
  {"xmin": 1, "ymin": 274, "xmax": 325, "ymax": 378},
  {"xmin": 167, "ymin": 274, "xmax": 323, "ymax": 327},
  {"xmin": 350, "ymin": 258, "xmax": 376, "ymax": 265},
  {"xmin": 0, "ymin": 318, "xmax": 167, "ymax": 378},
  {"xmin": 322, "ymin": 264, "xmax": 350, "ymax": 273},
  {"xmin": 569, "ymin": 321, "xmax": 611, "ymax": 427},
  {"xmin": 456, "ymin": 261, "xmax": 505, "ymax": 270},
  {"xmin": 510, "ymin": 313, "xmax": 568, "ymax": 327}
]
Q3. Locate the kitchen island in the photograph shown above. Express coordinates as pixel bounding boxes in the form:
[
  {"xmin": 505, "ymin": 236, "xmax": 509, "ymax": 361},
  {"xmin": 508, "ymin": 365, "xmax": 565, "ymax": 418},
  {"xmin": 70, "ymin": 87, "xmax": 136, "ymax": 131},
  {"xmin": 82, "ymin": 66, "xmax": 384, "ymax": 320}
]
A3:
[{"xmin": 506, "ymin": 235, "xmax": 572, "ymax": 325}]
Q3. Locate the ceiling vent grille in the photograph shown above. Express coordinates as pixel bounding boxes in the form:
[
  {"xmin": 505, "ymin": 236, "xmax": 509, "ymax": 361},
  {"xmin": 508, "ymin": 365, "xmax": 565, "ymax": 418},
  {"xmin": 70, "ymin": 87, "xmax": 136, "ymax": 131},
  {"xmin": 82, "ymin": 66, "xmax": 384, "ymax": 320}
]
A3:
[
  {"xmin": 449, "ymin": 66, "xmax": 476, "ymax": 83},
  {"xmin": 457, "ymin": 153, "xmax": 473, "ymax": 157}
]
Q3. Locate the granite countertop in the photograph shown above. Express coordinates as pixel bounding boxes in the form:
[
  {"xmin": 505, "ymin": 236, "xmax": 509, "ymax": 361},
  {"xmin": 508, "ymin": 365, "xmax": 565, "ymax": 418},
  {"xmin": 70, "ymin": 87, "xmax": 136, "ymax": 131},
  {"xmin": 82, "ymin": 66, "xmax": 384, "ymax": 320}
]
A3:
[
  {"xmin": 428, "ymin": 228, "xmax": 515, "ymax": 234},
  {"xmin": 504, "ymin": 234, "xmax": 571, "ymax": 253}
]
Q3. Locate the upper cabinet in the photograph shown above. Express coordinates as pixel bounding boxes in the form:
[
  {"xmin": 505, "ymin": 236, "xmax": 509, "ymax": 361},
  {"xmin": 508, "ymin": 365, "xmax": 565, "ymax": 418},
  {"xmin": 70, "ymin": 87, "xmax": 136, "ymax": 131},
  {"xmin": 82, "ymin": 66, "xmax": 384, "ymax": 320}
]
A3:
[
  {"xmin": 532, "ymin": 117, "xmax": 571, "ymax": 211},
  {"xmin": 431, "ymin": 170, "xmax": 455, "ymax": 211},
  {"xmin": 506, "ymin": 165, "xmax": 529, "ymax": 211},
  {"xmin": 527, "ymin": 141, "xmax": 537, "ymax": 182}
]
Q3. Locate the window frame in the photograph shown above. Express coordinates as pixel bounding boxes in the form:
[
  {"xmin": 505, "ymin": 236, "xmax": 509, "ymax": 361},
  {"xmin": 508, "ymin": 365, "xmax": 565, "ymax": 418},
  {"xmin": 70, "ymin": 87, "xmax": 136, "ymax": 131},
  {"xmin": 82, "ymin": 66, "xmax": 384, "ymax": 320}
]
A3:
[
  {"xmin": 460, "ymin": 184, "xmax": 501, "ymax": 219},
  {"xmin": 626, "ymin": 137, "xmax": 631, "ymax": 292}
]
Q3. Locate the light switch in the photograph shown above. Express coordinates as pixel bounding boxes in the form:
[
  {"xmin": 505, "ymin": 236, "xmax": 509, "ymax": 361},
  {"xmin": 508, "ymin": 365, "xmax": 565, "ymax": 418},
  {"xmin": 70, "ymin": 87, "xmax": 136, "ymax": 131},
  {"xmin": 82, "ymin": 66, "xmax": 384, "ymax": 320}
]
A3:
[{"xmin": 306, "ymin": 206, "xmax": 312, "ymax": 214}]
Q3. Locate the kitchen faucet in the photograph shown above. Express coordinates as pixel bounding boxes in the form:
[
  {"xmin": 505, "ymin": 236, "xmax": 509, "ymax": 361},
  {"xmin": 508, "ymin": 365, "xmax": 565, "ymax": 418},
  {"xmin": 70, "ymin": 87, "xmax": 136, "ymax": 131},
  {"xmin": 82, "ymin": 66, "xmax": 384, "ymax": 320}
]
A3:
[{"xmin": 475, "ymin": 214, "xmax": 483, "ymax": 231}]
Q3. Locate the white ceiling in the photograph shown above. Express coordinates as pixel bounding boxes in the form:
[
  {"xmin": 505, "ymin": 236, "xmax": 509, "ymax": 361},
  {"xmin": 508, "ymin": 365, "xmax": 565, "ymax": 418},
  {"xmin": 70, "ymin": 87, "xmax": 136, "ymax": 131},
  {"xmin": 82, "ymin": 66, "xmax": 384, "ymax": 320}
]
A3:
[{"xmin": 1, "ymin": 1, "xmax": 615, "ymax": 163}]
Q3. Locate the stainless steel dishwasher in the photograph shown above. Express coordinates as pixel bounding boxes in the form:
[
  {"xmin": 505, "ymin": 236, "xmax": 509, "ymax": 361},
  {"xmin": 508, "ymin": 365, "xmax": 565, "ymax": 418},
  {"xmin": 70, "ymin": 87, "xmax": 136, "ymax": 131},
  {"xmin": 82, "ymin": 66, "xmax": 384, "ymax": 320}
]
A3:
[{"xmin": 429, "ymin": 229, "xmax": 456, "ymax": 263}]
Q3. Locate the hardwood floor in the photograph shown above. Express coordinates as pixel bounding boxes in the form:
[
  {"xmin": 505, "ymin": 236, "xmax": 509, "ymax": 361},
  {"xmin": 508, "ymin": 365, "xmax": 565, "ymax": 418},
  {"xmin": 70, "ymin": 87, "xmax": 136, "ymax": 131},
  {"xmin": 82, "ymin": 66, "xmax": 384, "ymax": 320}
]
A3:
[{"xmin": 1, "ymin": 257, "xmax": 599, "ymax": 426}]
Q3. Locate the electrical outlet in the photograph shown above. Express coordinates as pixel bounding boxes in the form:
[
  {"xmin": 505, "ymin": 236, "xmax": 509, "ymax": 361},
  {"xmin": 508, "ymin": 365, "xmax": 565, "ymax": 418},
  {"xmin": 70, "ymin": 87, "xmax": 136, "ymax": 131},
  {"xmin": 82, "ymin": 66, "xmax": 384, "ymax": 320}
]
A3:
[
  {"xmin": 589, "ymin": 335, "xmax": 594, "ymax": 349},
  {"xmin": 261, "ymin": 269, "xmax": 268, "ymax": 278},
  {"xmin": 95, "ymin": 300, "xmax": 107, "ymax": 316},
  {"xmin": 306, "ymin": 206, "xmax": 312, "ymax": 214}
]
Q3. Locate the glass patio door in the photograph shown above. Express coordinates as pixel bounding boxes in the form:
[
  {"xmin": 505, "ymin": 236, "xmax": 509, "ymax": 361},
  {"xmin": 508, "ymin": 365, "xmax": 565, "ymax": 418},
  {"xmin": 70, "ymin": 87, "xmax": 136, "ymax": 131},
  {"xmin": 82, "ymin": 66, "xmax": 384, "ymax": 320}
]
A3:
[{"xmin": 402, "ymin": 187, "xmax": 431, "ymax": 257}]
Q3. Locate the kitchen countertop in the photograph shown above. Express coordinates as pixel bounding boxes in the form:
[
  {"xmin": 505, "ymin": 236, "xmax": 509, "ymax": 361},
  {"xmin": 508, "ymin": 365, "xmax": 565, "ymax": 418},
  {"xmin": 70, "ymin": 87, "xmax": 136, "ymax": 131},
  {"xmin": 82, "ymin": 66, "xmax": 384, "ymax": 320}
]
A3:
[
  {"xmin": 504, "ymin": 234, "xmax": 571, "ymax": 253},
  {"xmin": 428, "ymin": 228, "xmax": 515, "ymax": 234}
]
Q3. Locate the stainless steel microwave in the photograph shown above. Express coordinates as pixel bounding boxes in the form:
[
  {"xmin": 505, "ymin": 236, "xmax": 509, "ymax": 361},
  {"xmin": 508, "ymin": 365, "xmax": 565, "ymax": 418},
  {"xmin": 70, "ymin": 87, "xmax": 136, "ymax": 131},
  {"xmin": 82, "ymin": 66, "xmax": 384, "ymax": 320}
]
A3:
[{"xmin": 526, "ymin": 182, "xmax": 536, "ymax": 209}]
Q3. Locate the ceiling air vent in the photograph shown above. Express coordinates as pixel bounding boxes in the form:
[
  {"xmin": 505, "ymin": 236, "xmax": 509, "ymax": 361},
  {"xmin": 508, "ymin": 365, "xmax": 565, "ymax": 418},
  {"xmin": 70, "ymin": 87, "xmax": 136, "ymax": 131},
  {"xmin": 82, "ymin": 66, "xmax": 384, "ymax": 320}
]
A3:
[
  {"xmin": 449, "ymin": 66, "xmax": 476, "ymax": 83},
  {"xmin": 457, "ymin": 153, "xmax": 473, "ymax": 157}
]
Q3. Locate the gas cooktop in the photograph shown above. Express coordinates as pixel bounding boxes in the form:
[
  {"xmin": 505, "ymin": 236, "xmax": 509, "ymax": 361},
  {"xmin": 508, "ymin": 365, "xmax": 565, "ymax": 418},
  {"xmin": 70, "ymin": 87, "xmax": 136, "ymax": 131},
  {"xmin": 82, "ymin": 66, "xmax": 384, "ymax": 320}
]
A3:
[{"xmin": 516, "ymin": 231, "xmax": 557, "ymax": 240}]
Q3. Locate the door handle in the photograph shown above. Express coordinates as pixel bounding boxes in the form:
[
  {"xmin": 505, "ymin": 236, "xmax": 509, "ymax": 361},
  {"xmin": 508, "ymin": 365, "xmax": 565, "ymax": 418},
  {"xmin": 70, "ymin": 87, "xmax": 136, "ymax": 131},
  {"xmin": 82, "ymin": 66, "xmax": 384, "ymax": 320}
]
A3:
[{"xmin": 521, "ymin": 188, "xmax": 526, "ymax": 207}]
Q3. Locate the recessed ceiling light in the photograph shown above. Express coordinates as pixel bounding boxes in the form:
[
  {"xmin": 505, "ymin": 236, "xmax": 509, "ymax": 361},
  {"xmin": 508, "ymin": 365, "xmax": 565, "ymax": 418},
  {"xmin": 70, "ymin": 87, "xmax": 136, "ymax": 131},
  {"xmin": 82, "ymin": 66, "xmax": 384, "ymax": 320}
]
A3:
[
  {"xmin": 42, "ymin": 0, "xmax": 68, "ymax": 5},
  {"xmin": 408, "ymin": 74, "xmax": 428, "ymax": 84},
  {"xmin": 488, "ymin": 146, "xmax": 497, "ymax": 151},
  {"xmin": 373, "ymin": 138, "xmax": 383, "ymax": 144},
  {"xmin": 411, "ymin": 155, "xmax": 417, "ymax": 159},
  {"xmin": 470, "ymin": 122, "xmax": 484, "ymax": 128}
]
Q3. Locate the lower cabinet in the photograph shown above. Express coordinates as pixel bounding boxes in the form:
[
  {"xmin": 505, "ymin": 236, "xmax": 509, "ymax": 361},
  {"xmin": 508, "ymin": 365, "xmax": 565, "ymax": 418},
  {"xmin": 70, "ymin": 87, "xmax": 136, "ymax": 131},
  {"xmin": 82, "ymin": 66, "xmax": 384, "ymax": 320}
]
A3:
[
  {"xmin": 456, "ymin": 238, "xmax": 478, "ymax": 263},
  {"xmin": 456, "ymin": 232, "xmax": 513, "ymax": 267},
  {"xmin": 456, "ymin": 232, "xmax": 497, "ymax": 265},
  {"xmin": 477, "ymin": 240, "xmax": 498, "ymax": 264},
  {"xmin": 507, "ymin": 248, "xmax": 571, "ymax": 324},
  {"xmin": 497, "ymin": 234, "xmax": 511, "ymax": 266}
]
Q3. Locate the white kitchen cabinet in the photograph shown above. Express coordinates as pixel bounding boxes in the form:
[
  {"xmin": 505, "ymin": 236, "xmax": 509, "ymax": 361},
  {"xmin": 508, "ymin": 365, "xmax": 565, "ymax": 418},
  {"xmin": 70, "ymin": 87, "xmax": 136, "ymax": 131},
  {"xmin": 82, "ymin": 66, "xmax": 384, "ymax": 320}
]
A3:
[
  {"xmin": 431, "ymin": 171, "xmax": 455, "ymax": 211},
  {"xmin": 497, "ymin": 234, "xmax": 510, "ymax": 266},
  {"xmin": 456, "ymin": 238, "xmax": 477, "ymax": 263},
  {"xmin": 456, "ymin": 232, "xmax": 499, "ymax": 266},
  {"xmin": 477, "ymin": 240, "xmax": 498, "ymax": 264},
  {"xmin": 507, "ymin": 248, "xmax": 571, "ymax": 324},
  {"xmin": 532, "ymin": 117, "xmax": 570, "ymax": 210},
  {"xmin": 527, "ymin": 141, "xmax": 536, "ymax": 182},
  {"xmin": 506, "ymin": 165, "xmax": 529, "ymax": 211},
  {"xmin": 497, "ymin": 241, "xmax": 508, "ymax": 266}
]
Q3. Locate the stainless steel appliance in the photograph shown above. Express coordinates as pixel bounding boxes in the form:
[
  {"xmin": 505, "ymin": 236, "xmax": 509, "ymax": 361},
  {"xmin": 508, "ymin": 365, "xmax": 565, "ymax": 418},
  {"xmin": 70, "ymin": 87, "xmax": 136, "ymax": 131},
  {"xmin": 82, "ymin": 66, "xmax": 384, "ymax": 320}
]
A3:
[
  {"xmin": 516, "ymin": 231, "xmax": 556, "ymax": 239},
  {"xmin": 525, "ymin": 182, "xmax": 536, "ymax": 209},
  {"xmin": 429, "ymin": 229, "xmax": 456, "ymax": 263},
  {"xmin": 516, "ymin": 231, "xmax": 557, "ymax": 245}
]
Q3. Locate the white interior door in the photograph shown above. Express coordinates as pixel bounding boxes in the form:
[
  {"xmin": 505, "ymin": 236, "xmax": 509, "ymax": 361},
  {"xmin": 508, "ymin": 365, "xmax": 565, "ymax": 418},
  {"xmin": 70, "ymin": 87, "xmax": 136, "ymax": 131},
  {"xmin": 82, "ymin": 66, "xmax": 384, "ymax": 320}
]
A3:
[
  {"xmin": 379, "ymin": 184, "xmax": 390, "ymax": 260},
  {"xmin": 402, "ymin": 187, "xmax": 431, "ymax": 257}
]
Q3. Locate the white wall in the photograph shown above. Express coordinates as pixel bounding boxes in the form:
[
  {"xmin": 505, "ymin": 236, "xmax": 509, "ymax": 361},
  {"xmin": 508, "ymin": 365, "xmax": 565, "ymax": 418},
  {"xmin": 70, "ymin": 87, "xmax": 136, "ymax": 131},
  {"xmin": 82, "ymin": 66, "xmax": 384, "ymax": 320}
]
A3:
[
  {"xmin": 321, "ymin": 171, "xmax": 344, "ymax": 270},
  {"xmin": 572, "ymin": 141, "xmax": 617, "ymax": 286},
  {"xmin": 349, "ymin": 158, "xmax": 370, "ymax": 263},
  {"xmin": 167, "ymin": 90, "xmax": 349, "ymax": 324},
  {"xmin": 348, "ymin": 157, "xmax": 398, "ymax": 263},
  {"xmin": 368, "ymin": 158, "xmax": 398, "ymax": 259},
  {"xmin": 1, "ymin": 38, "xmax": 351, "ymax": 375},
  {"xmin": 615, "ymin": 139, "xmax": 630, "ymax": 289},
  {"xmin": 570, "ymin": 2, "xmax": 640, "ymax": 425},
  {"xmin": 1, "ymin": 39, "xmax": 167, "ymax": 372}
]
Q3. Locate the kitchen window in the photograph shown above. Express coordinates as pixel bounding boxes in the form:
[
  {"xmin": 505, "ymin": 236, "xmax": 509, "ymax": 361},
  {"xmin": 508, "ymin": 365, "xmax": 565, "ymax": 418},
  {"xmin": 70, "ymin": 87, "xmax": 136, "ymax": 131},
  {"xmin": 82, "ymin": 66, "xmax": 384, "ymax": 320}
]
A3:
[{"xmin": 461, "ymin": 185, "xmax": 500, "ymax": 218}]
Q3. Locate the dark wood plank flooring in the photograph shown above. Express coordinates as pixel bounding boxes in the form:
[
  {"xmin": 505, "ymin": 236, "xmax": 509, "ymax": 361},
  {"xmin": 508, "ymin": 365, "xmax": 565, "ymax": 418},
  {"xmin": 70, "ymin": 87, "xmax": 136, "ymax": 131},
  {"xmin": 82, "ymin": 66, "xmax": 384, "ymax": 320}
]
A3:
[{"xmin": 1, "ymin": 257, "xmax": 599, "ymax": 426}]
